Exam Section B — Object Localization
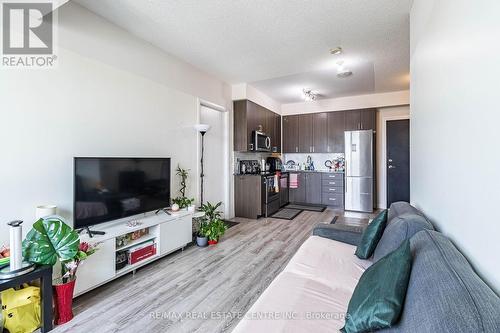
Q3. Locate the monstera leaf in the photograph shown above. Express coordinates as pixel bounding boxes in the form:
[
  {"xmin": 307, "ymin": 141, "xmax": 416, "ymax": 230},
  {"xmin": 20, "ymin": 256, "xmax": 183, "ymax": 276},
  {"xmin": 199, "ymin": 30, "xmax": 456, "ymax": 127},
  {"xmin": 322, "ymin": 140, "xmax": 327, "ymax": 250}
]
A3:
[{"xmin": 22, "ymin": 216, "xmax": 80, "ymax": 265}]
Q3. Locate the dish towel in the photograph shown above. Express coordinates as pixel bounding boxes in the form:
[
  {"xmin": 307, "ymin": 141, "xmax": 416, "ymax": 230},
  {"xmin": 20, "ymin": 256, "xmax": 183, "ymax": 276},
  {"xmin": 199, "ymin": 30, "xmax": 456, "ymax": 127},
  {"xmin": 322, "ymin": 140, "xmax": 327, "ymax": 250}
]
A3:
[
  {"xmin": 289, "ymin": 173, "xmax": 298, "ymax": 189},
  {"xmin": 274, "ymin": 175, "xmax": 279, "ymax": 192}
]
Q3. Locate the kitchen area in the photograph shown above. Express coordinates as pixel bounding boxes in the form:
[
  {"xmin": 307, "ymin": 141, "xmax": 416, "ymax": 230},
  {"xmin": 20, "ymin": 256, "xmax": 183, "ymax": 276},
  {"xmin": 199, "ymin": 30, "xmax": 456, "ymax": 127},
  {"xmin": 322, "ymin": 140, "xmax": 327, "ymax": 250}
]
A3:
[{"xmin": 233, "ymin": 99, "xmax": 376, "ymax": 219}]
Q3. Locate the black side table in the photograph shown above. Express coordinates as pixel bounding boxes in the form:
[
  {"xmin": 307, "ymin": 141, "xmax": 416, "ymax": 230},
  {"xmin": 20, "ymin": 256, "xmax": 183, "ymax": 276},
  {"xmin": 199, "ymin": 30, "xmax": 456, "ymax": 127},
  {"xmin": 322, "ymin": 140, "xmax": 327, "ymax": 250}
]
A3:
[{"xmin": 0, "ymin": 265, "xmax": 53, "ymax": 332}]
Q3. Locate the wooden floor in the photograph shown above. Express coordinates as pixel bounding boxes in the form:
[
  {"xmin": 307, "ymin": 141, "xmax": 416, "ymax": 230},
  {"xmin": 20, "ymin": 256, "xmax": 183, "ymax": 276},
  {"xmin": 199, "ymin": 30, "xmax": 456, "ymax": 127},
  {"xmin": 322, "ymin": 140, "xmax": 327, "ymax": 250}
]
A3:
[{"xmin": 53, "ymin": 209, "xmax": 374, "ymax": 333}]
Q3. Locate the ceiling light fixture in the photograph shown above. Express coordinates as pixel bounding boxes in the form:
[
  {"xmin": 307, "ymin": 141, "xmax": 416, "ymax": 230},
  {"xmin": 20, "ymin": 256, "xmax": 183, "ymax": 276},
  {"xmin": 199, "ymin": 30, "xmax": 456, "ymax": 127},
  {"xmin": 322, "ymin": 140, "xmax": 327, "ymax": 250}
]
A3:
[
  {"xmin": 330, "ymin": 47, "xmax": 343, "ymax": 55},
  {"xmin": 336, "ymin": 60, "xmax": 353, "ymax": 78},
  {"xmin": 302, "ymin": 89, "xmax": 317, "ymax": 102}
]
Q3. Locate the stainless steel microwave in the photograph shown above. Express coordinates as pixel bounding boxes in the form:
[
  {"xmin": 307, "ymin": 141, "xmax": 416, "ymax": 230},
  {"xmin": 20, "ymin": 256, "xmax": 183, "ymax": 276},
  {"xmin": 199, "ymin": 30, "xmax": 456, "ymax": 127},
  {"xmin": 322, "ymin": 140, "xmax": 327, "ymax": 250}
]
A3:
[{"xmin": 251, "ymin": 130, "xmax": 271, "ymax": 152}]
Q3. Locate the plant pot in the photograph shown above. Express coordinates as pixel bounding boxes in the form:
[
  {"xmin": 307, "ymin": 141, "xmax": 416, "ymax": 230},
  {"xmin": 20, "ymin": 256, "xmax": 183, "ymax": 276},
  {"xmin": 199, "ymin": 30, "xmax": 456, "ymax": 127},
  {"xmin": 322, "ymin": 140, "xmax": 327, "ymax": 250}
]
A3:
[
  {"xmin": 53, "ymin": 279, "xmax": 76, "ymax": 325},
  {"xmin": 208, "ymin": 239, "xmax": 218, "ymax": 245},
  {"xmin": 196, "ymin": 236, "xmax": 208, "ymax": 247}
]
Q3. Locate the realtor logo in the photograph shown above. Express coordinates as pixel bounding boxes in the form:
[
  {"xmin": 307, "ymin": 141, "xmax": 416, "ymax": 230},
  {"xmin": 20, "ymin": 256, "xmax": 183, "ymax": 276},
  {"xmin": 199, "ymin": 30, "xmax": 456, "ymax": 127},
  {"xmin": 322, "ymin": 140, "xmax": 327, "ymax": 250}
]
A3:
[{"xmin": 1, "ymin": 1, "xmax": 57, "ymax": 67}]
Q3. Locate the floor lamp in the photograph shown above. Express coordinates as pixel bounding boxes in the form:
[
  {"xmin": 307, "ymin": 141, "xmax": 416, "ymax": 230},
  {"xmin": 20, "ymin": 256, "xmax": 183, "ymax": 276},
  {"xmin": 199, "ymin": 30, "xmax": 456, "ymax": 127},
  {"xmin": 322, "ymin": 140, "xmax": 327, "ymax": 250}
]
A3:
[{"xmin": 194, "ymin": 124, "xmax": 211, "ymax": 207}]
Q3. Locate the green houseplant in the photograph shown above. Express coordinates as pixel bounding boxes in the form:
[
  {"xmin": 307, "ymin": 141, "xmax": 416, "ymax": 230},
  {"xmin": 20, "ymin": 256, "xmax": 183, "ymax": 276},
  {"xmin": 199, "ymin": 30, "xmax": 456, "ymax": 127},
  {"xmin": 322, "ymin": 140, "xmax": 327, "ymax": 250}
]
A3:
[
  {"xmin": 22, "ymin": 216, "xmax": 97, "ymax": 324},
  {"xmin": 172, "ymin": 165, "xmax": 195, "ymax": 210},
  {"xmin": 199, "ymin": 202, "xmax": 227, "ymax": 245},
  {"xmin": 205, "ymin": 218, "xmax": 228, "ymax": 245}
]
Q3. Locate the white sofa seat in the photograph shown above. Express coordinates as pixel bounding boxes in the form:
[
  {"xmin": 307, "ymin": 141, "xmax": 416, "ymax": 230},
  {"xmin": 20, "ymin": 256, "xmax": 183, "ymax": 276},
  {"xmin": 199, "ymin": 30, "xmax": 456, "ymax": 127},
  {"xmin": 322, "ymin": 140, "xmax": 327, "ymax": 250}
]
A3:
[{"xmin": 233, "ymin": 236, "xmax": 371, "ymax": 333}]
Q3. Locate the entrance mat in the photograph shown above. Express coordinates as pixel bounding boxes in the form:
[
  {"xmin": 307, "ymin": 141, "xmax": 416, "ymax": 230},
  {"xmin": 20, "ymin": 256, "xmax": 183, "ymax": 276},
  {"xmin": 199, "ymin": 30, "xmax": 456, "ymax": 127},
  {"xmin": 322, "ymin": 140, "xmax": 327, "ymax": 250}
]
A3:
[
  {"xmin": 271, "ymin": 208, "xmax": 303, "ymax": 220},
  {"xmin": 285, "ymin": 204, "xmax": 327, "ymax": 212},
  {"xmin": 224, "ymin": 220, "xmax": 239, "ymax": 229}
]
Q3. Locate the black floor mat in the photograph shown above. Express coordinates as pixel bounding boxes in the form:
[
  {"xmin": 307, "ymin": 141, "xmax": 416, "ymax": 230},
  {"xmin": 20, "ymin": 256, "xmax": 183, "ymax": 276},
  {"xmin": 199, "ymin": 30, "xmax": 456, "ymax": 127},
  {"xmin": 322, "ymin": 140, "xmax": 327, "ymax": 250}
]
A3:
[
  {"xmin": 224, "ymin": 220, "xmax": 239, "ymax": 229},
  {"xmin": 270, "ymin": 208, "xmax": 303, "ymax": 220},
  {"xmin": 284, "ymin": 204, "xmax": 327, "ymax": 212}
]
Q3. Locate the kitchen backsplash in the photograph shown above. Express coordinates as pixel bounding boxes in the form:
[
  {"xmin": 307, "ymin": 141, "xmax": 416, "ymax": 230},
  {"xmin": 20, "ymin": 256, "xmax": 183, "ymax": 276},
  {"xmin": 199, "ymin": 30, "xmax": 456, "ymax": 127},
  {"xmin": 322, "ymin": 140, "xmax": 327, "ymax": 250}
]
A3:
[{"xmin": 283, "ymin": 153, "xmax": 345, "ymax": 171}]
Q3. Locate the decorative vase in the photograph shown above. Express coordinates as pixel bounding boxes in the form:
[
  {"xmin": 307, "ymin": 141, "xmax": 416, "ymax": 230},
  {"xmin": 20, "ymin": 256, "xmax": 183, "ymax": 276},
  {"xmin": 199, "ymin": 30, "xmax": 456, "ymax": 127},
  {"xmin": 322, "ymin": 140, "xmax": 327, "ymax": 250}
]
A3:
[
  {"xmin": 54, "ymin": 279, "xmax": 76, "ymax": 325},
  {"xmin": 208, "ymin": 239, "xmax": 218, "ymax": 245},
  {"xmin": 196, "ymin": 236, "xmax": 208, "ymax": 247}
]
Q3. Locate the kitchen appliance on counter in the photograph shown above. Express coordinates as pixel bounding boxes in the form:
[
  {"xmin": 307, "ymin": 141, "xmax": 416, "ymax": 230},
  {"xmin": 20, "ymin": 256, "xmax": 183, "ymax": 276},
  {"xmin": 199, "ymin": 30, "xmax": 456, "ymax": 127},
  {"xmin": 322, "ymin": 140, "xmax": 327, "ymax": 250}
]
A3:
[
  {"xmin": 252, "ymin": 130, "xmax": 271, "ymax": 152},
  {"xmin": 266, "ymin": 157, "xmax": 283, "ymax": 173},
  {"xmin": 238, "ymin": 160, "xmax": 261, "ymax": 174},
  {"xmin": 344, "ymin": 130, "xmax": 373, "ymax": 212}
]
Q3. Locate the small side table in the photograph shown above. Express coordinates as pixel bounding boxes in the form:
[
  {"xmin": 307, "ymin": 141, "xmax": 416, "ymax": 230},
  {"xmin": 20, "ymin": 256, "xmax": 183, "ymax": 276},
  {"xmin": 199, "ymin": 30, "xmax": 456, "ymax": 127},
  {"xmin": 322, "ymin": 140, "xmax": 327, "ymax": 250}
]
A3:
[{"xmin": 0, "ymin": 265, "xmax": 53, "ymax": 332}]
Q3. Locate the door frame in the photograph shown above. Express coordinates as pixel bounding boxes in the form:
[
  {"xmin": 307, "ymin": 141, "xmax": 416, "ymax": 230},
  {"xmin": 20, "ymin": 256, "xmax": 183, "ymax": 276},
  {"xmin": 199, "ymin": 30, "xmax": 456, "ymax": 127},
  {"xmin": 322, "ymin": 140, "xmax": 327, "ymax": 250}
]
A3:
[
  {"xmin": 379, "ymin": 115, "xmax": 410, "ymax": 209},
  {"xmin": 197, "ymin": 99, "xmax": 230, "ymax": 217}
]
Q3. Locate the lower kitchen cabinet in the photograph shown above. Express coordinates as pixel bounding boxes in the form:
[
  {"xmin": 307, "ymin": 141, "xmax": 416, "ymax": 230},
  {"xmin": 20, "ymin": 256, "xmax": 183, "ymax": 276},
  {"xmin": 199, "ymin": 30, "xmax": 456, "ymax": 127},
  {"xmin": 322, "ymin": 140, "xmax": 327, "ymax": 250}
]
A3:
[
  {"xmin": 234, "ymin": 175, "xmax": 262, "ymax": 219},
  {"xmin": 289, "ymin": 172, "xmax": 306, "ymax": 203},
  {"xmin": 305, "ymin": 173, "xmax": 322, "ymax": 204}
]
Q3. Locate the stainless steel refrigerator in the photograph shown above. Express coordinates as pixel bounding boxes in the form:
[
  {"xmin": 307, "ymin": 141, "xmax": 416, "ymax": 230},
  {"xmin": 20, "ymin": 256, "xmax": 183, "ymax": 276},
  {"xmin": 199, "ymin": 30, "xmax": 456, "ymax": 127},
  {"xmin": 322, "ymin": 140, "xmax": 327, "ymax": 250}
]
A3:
[{"xmin": 344, "ymin": 130, "xmax": 373, "ymax": 212}]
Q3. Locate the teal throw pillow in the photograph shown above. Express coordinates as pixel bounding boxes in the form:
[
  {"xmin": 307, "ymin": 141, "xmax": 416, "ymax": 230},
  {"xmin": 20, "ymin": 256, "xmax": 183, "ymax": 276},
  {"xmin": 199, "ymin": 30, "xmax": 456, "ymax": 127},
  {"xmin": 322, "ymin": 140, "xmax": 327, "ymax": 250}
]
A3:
[
  {"xmin": 342, "ymin": 239, "xmax": 412, "ymax": 333},
  {"xmin": 355, "ymin": 209, "xmax": 388, "ymax": 259}
]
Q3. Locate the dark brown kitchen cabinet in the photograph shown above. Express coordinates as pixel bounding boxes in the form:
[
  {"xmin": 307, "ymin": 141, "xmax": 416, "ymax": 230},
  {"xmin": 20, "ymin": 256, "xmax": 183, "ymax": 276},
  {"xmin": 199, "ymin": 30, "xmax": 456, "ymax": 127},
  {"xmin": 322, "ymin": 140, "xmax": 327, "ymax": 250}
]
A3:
[
  {"xmin": 360, "ymin": 109, "xmax": 376, "ymax": 130},
  {"xmin": 327, "ymin": 111, "xmax": 345, "ymax": 153},
  {"xmin": 299, "ymin": 114, "xmax": 313, "ymax": 153},
  {"xmin": 344, "ymin": 110, "xmax": 361, "ymax": 131},
  {"xmin": 273, "ymin": 114, "xmax": 281, "ymax": 153},
  {"xmin": 313, "ymin": 112, "xmax": 328, "ymax": 153},
  {"xmin": 233, "ymin": 100, "xmax": 281, "ymax": 152},
  {"xmin": 283, "ymin": 115, "xmax": 299, "ymax": 153},
  {"xmin": 289, "ymin": 172, "xmax": 306, "ymax": 203},
  {"xmin": 344, "ymin": 109, "xmax": 376, "ymax": 131},
  {"xmin": 305, "ymin": 173, "xmax": 322, "ymax": 204},
  {"xmin": 234, "ymin": 175, "xmax": 262, "ymax": 219}
]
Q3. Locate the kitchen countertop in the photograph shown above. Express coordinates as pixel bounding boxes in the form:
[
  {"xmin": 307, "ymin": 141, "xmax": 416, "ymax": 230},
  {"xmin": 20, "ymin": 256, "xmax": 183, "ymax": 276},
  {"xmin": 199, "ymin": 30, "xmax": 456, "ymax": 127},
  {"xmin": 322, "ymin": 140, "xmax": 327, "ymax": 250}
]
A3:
[{"xmin": 285, "ymin": 169, "xmax": 344, "ymax": 173}]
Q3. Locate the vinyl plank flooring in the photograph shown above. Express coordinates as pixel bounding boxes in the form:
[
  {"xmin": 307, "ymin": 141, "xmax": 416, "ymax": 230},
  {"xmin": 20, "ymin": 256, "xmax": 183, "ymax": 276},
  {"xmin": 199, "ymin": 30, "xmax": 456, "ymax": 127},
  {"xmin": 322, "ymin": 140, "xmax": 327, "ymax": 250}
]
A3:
[{"xmin": 52, "ymin": 209, "xmax": 369, "ymax": 333}]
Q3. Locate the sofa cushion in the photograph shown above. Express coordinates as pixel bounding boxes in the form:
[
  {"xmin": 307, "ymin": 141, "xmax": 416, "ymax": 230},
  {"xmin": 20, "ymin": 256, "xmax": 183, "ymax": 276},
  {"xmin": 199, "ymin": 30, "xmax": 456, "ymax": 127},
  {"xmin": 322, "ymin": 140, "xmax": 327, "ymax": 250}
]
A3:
[
  {"xmin": 387, "ymin": 201, "xmax": 428, "ymax": 223},
  {"xmin": 342, "ymin": 240, "xmax": 412, "ymax": 333},
  {"xmin": 383, "ymin": 230, "xmax": 500, "ymax": 333},
  {"xmin": 232, "ymin": 236, "xmax": 370, "ymax": 333},
  {"xmin": 373, "ymin": 213, "xmax": 433, "ymax": 262},
  {"xmin": 312, "ymin": 223, "xmax": 366, "ymax": 246},
  {"xmin": 355, "ymin": 210, "xmax": 388, "ymax": 259}
]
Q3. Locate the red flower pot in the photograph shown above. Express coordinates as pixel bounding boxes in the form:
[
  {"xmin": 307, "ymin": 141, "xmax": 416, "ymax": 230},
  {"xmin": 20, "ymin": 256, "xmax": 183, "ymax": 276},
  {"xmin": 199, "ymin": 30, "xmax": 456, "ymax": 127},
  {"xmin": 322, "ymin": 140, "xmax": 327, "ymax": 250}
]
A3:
[
  {"xmin": 54, "ymin": 279, "xmax": 76, "ymax": 325},
  {"xmin": 208, "ymin": 239, "xmax": 218, "ymax": 245}
]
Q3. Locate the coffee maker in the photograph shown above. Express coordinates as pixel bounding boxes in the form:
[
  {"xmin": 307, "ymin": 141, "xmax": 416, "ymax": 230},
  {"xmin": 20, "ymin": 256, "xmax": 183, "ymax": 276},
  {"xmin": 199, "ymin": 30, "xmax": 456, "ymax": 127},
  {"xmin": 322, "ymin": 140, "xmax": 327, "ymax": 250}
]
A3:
[{"xmin": 266, "ymin": 157, "xmax": 282, "ymax": 173}]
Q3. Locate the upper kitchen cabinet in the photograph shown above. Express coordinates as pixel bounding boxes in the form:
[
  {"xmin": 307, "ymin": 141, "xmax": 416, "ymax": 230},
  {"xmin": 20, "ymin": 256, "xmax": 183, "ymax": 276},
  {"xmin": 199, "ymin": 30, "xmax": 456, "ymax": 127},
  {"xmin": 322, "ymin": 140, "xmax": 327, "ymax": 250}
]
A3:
[
  {"xmin": 298, "ymin": 114, "xmax": 313, "ymax": 153},
  {"xmin": 233, "ymin": 100, "xmax": 281, "ymax": 152},
  {"xmin": 327, "ymin": 111, "xmax": 345, "ymax": 153},
  {"xmin": 313, "ymin": 112, "xmax": 328, "ymax": 153},
  {"xmin": 273, "ymin": 113, "xmax": 281, "ymax": 153},
  {"xmin": 283, "ymin": 115, "xmax": 299, "ymax": 153},
  {"xmin": 344, "ymin": 109, "xmax": 376, "ymax": 131},
  {"xmin": 360, "ymin": 109, "xmax": 376, "ymax": 130}
]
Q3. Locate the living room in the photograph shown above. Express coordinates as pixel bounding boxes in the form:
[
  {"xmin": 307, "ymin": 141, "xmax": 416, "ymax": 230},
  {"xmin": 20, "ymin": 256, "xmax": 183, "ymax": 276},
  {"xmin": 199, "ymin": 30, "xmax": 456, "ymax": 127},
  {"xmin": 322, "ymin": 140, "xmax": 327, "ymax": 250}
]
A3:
[{"xmin": 0, "ymin": 1, "xmax": 499, "ymax": 333}]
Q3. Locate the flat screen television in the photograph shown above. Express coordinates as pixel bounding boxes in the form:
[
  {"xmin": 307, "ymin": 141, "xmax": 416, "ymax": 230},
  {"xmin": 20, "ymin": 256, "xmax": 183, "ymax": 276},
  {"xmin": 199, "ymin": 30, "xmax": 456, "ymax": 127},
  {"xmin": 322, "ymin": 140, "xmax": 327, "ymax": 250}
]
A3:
[{"xmin": 74, "ymin": 157, "xmax": 171, "ymax": 229}]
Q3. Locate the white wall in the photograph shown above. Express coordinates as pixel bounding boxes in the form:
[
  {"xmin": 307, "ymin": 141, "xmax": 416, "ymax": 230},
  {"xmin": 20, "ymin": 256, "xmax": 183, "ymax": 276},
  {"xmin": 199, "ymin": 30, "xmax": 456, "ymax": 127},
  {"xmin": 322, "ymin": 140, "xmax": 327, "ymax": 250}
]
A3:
[
  {"xmin": 281, "ymin": 90, "xmax": 409, "ymax": 115},
  {"xmin": 376, "ymin": 106, "xmax": 410, "ymax": 209},
  {"xmin": 231, "ymin": 83, "xmax": 281, "ymax": 114},
  {"xmin": 0, "ymin": 2, "xmax": 231, "ymax": 245},
  {"xmin": 411, "ymin": 0, "xmax": 500, "ymax": 292}
]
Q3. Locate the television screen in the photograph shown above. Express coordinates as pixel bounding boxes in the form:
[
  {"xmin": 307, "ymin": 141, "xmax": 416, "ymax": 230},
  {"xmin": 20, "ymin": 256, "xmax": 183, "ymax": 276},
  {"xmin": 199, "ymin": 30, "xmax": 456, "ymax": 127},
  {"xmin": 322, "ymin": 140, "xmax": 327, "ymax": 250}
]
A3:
[{"xmin": 74, "ymin": 157, "xmax": 171, "ymax": 229}]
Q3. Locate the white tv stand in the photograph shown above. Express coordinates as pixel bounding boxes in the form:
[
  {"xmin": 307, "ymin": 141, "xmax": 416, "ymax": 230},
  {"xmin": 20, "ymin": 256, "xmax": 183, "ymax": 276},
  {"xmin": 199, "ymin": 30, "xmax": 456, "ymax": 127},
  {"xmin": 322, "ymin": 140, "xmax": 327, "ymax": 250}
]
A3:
[{"xmin": 74, "ymin": 210, "xmax": 193, "ymax": 297}]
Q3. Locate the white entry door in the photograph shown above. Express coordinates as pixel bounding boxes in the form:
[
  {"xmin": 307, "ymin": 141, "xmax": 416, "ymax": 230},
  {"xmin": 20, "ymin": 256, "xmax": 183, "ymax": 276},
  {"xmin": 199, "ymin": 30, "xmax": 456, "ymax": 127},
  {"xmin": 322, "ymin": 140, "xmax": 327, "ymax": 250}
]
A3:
[{"xmin": 200, "ymin": 104, "xmax": 228, "ymax": 215}]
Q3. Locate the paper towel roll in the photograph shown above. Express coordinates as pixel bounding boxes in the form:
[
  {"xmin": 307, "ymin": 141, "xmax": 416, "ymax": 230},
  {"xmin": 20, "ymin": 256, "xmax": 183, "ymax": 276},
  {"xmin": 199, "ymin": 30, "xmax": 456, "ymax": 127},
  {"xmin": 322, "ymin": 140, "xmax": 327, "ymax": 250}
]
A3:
[{"xmin": 8, "ymin": 220, "xmax": 23, "ymax": 270}]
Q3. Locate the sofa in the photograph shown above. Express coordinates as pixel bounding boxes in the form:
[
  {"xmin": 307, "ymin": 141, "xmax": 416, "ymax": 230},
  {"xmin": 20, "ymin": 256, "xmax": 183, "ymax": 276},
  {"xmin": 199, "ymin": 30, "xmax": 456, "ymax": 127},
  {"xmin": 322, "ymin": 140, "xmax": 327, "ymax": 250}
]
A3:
[{"xmin": 232, "ymin": 202, "xmax": 500, "ymax": 332}]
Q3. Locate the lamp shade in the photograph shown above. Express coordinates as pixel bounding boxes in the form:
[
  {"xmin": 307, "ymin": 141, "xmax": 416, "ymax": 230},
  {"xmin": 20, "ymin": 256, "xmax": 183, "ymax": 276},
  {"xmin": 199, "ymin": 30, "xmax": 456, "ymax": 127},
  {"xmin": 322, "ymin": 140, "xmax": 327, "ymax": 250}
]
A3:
[
  {"xmin": 36, "ymin": 205, "xmax": 57, "ymax": 220},
  {"xmin": 194, "ymin": 124, "xmax": 211, "ymax": 133}
]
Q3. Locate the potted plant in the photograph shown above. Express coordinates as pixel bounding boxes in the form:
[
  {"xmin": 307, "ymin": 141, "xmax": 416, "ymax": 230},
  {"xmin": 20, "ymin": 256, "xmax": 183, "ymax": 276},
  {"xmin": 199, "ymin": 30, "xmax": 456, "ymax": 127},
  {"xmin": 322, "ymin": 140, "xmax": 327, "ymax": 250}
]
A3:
[
  {"xmin": 22, "ymin": 216, "xmax": 98, "ymax": 325},
  {"xmin": 206, "ymin": 218, "xmax": 228, "ymax": 245},
  {"xmin": 196, "ymin": 220, "xmax": 210, "ymax": 247},
  {"xmin": 172, "ymin": 165, "xmax": 195, "ymax": 211},
  {"xmin": 199, "ymin": 202, "xmax": 227, "ymax": 245}
]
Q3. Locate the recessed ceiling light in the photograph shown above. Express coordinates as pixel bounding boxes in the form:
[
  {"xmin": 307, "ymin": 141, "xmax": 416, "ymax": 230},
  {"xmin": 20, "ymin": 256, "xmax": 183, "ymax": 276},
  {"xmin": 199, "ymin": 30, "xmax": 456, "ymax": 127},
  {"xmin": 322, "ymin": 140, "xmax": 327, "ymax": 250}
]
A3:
[{"xmin": 330, "ymin": 47, "xmax": 343, "ymax": 55}]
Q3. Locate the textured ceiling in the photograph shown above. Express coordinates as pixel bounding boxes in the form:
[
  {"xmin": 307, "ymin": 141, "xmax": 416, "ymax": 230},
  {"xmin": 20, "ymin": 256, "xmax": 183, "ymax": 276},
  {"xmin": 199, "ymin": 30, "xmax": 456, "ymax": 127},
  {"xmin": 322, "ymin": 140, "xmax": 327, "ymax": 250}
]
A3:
[{"xmin": 75, "ymin": 0, "xmax": 411, "ymax": 103}]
